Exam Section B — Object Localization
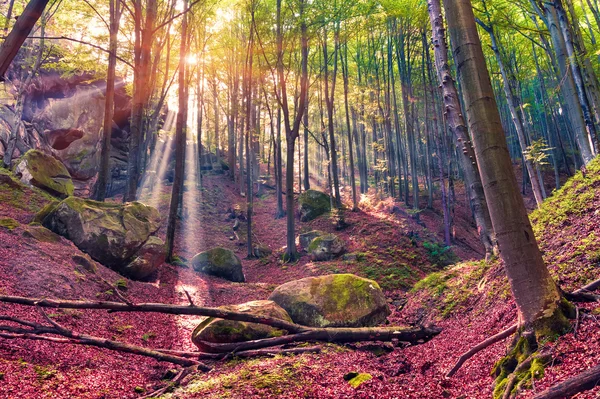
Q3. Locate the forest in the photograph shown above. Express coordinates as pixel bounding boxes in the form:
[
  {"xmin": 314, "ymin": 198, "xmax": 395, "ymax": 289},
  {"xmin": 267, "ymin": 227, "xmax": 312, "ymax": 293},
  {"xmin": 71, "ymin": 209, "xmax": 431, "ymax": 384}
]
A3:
[{"xmin": 1, "ymin": 0, "xmax": 600, "ymax": 397}]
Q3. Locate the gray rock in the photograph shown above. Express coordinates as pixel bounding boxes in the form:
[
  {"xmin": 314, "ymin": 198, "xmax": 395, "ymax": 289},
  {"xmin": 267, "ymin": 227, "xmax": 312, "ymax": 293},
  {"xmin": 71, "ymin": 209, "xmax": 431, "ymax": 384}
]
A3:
[{"xmin": 191, "ymin": 247, "xmax": 245, "ymax": 282}]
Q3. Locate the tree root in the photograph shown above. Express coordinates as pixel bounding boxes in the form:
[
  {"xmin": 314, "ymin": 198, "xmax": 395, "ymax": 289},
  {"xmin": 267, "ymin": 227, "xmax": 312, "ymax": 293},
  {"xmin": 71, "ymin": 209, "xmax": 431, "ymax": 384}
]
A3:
[
  {"xmin": 446, "ymin": 323, "xmax": 517, "ymax": 378},
  {"xmin": 447, "ymin": 279, "xmax": 600, "ymax": 378}
]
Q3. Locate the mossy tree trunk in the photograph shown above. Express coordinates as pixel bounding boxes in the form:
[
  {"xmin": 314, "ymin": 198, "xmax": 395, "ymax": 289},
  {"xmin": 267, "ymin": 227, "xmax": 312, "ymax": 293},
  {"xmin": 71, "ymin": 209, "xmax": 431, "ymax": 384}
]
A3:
[{"xmin": 442, "ymin": 0, "xmax": 569, "ymax": 334}]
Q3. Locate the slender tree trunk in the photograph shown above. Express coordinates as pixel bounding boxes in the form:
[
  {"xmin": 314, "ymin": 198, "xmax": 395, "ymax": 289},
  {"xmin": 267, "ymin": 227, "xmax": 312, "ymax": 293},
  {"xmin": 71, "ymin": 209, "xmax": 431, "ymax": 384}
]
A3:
[
  {"xmin": 536, "ymin": 2, "xmax": 595, "ymax": 164},
  {"xmin": 554, "ymin": 0, "xmax": 599, "ymax": 154},
  {"xmin": 94, "ymin": 0, "xmax": 123, "ymax": 201},
  {"xmin": 444, "ymin": 0, "xmax": 568, "ymax": 330},
  {"xmin": 166, "ymin": 0, "xmax": 188, "ymax": 261},
  {"xmin": 342, "ymin": 40, "xmax": 358, "ymax": 211},
  {"xmin": 323, "ymin": 26, "xmax": 342, "ymax": 208},
  {"xmin": 125, "ymin": 0, "xmax": 157, "ymax": 202}
]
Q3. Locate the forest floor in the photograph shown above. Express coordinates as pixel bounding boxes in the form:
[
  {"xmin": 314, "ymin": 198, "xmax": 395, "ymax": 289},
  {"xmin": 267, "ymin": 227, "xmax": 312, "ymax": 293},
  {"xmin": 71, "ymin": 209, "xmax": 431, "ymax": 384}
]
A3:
[{"xmin": 0, "ymin": 161, "xmax": 599, "ymax": 399}]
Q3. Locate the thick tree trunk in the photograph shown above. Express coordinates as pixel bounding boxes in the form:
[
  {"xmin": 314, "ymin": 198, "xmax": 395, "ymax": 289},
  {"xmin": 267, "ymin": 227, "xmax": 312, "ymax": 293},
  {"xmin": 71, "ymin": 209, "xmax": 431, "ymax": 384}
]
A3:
[
  {"xmin": 443, "ymin": 0, "xmax": 567, "ymax": 330},
  {"xmin": 427, "ymin": 0, "xmax": 495, "ymax": 256},
  {"xmin": 478, "ymin": 21, "xmax": 545, "ymax": 207}
]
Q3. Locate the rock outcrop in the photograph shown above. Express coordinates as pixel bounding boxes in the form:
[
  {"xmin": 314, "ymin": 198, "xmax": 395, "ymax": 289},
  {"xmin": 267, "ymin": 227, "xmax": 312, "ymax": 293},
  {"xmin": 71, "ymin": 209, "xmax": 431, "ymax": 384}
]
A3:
[
  {"xmin": 39, "ymin": 196, "xmax": 162, "ymax": 279},
  {"xmin": 192, "ymin": 300, "xmax": 291, "ymax": 352},
  {"xmin": 191, "ymin": 247, "xmax": 245, "ymax": 282},
  {"xmin": 13, "ymin": 149, "xmax": 74, "ymax": 198},
  {"xmin": 269, "ymin": 274, "xmax": 390, "ymax": 328}
]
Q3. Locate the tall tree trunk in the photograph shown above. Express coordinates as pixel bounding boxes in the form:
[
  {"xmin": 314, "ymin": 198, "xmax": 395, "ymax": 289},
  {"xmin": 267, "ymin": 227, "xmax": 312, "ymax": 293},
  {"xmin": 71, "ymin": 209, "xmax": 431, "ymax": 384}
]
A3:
[
  {"xmin": 303, "ymin": 98, "xmax": 310, "ymax": 191},
  {"xmin": 535, "ymin": 2, "xmax": 595, "ymax": 164},
  {"xmin": 428, "ymin": 0, "xmax": 495, "ymax": 256},
  {"xmin": 477, "ymin": 20, "xmax": 545, "ymax": 207},
  {"xmin": 444, "ymin": 0, "xmax": 568, "ymax": 331},
  {"xmin": 323, "ymin": 26, "xmax": 342, "ymax": 208},
  {"xmin": 554, "ymin": 0, "xmax": 599, "ymax": 154},
  {"xmin": 342, "ymin": 40, "xmax": 358, "ymax": 211},
  {"xmin": 166, "ymin": 0, "xmax": 189, "ymax": 261},
  {"xmin": 125, "ymin": 0, "xmax": 157, "ymax": 202},
  {"xmin": 94, "ymin": 0, "xmax": 123, "ymax": 201}
]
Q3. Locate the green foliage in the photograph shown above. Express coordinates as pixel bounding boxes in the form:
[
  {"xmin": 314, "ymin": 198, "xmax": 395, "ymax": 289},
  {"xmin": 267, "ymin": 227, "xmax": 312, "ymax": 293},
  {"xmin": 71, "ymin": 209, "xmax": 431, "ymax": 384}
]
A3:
[
  {"xmin": 422, "ymin": 241, "xmax": 458, "ymax": 267},
  {"xmin": 523, "ymin": 138, "xmax": 553, "ymax": 168}
]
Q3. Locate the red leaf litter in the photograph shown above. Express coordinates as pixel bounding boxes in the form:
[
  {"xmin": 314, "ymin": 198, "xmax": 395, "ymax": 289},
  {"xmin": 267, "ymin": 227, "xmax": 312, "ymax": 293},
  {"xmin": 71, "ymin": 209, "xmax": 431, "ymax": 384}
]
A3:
[{"xmin": 0, "ymin": 172, "xmax": 599, "ymax": 399}]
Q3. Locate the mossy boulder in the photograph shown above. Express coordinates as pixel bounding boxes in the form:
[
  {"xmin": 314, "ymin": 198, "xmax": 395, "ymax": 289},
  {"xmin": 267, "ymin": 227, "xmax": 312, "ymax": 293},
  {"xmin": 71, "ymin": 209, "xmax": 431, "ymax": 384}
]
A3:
[
  {"xmin": 191, "ymin": 247, "xmax": 245, "ymax": 282},
  {"xmin": 298, "ymin": 230, "xmax": 325, "ymax": 250},
  {"xmin": 123, "ymin": 236, "xmax": 166, "ymax": 280},
  {"xmin": 42, "ymin": 196, "xmax": 161, "ymax": 276},
  {"xmin": 298, "ymin": 190, "xmax": 331, "ymax": 222},
  {"xmin": 13, "ymin": 150, "xmax": 74, "ymax": 198},
  {"xmin": 269, "ymin": 274, "xmax": 390, "ymax": 328},
  {"xmin": 191, "ymin": 300, "xmax": 291, "ymax": 352},
  {"xmin": 308, "ymin": 233, "xmax": 345, "ymax": 261},
  {"xmin": 32, "ymin": 200, "xmax": 60, "ymax": 224}
]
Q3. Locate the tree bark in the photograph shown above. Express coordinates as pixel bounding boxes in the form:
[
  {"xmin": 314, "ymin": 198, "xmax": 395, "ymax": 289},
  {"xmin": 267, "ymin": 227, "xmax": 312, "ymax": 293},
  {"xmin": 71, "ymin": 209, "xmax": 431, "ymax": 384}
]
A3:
[
  {"xmin": 0, "ymin": 0, "xmax": 50, "ymax": 79},
  {"xmin": 427, "ymin": 0, "xmax": 495, "ymax": 256},
  {"xmin": 443, "ymin": 0, "xmax": 566, "ymax": 329},
  {"xmin": 165, "ymin": 0, "xmax": 188, "ymax": 261},
  {"xmin": 94, "ymin": 0, "xmax": 123, "ymax": 201}
]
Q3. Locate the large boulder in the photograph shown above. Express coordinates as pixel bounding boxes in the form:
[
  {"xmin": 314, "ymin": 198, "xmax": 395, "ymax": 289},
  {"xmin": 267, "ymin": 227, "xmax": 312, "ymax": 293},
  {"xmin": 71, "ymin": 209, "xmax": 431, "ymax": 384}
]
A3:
[
  {"xmin": 192, "ymin": 300, "xmax": 291, "ymax": 352},
  {"xmin": 191, "ymin": 247, "xmax": 245, "ymax": 282},
  {"xmin": 13, "ymin": 150, "xmax": 74, "ymax": 198},
  {"xmin": 269, "ymin": 274, "xmax": 390, "ymax": 328},
  {"xmin": 41, "ymin": 197, "xmax": 161, "ymax": 272},
  {"xmin": 308, "ymin": 233, "xmax": 345, "ymax": 261},
  {"xmin": 123, "ymin": 236, "xmax": 166, "ymax": 280},
  {"xmin": 298, "ymin": 190, "xmax": 331, "ymax": 222},
  {"xmin": 298, "ymin": 230, "xmax": 325, "ymax": 250}
]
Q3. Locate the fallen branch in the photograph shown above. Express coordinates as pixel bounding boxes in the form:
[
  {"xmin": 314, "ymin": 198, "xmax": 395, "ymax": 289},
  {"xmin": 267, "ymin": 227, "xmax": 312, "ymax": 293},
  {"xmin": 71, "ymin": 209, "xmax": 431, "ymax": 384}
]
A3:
[
  {"xmin": 446, "ymin": 323, "xmax": 518, "ymax": 378},
  {"xmin": 0, "ymin": 295, "xmax": 304, "ymax": 333},
  {"xmin": 0, "ymin": 316, "xmax": 209, "ymax": 369},
  {"xmin": 532, "ymin": 363, "xmax": 600, "ymax": 399}
]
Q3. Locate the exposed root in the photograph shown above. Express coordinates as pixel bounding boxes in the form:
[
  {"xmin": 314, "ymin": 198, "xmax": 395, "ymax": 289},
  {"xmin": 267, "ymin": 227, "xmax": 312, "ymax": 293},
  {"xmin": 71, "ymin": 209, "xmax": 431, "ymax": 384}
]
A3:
[{"xmin": 446, "ymin": 323, "xmax": 517, "ymax": 378}]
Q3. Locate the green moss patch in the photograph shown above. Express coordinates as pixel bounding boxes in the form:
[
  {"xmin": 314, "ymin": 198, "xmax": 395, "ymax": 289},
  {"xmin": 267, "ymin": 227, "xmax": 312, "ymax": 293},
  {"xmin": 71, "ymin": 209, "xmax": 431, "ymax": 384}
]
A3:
[
  {"xmin": 346, "ymin": 372, "xmax": 372, "ymax": 389},
  {"xmin": 0, "ymin": 217, "xmax": 19, "ymax": 230}
]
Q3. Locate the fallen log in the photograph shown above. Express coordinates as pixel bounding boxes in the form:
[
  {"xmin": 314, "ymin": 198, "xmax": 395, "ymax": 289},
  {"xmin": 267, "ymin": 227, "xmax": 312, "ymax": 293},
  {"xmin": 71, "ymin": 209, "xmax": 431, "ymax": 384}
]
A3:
[
  {"xmin": 532, "ymin": 363, "xmax": 600, "ymax": 399},
  {"xmin": 158, "ymin": 346, "xmax": 322, "ymax": 360},
  {"xmin": 0, "ymin": 295, "xmax": 441, "ymax": 351},
  {"xmin": 196, "ymin": 326, "xmax": 441, "ymax": 353}
]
